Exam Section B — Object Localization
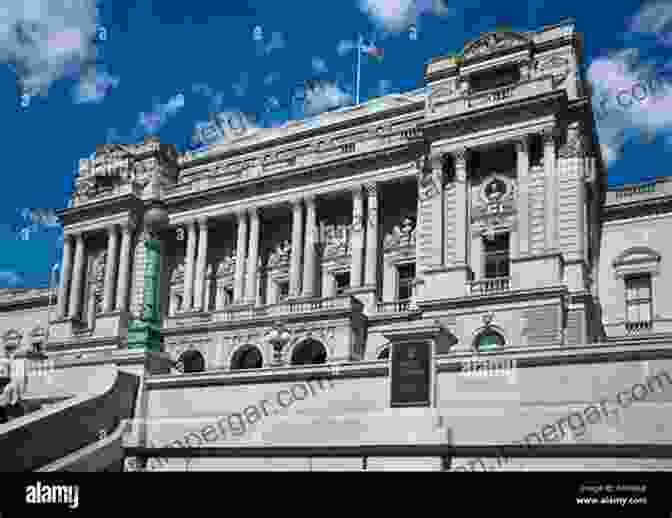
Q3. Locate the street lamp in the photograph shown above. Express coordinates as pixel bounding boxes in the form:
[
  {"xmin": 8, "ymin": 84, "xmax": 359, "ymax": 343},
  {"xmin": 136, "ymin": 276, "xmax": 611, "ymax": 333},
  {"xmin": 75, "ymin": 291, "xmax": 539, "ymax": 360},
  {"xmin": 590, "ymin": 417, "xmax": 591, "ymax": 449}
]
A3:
[{"xmin": 266, "ymin": 322, "xmax": 292, "ymax": 365}]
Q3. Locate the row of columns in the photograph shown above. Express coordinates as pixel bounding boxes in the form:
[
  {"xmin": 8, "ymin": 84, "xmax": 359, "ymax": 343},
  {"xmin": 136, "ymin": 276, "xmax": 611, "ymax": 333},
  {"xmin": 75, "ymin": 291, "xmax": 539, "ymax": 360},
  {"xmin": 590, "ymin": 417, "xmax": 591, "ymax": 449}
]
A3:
[
  {"xmin": 56, "ymin": 222, "xmax": 134, "ymax": 320},
  {"xmin": 177, "ymin": 183, "xmax": 381, "ymax": 312}
]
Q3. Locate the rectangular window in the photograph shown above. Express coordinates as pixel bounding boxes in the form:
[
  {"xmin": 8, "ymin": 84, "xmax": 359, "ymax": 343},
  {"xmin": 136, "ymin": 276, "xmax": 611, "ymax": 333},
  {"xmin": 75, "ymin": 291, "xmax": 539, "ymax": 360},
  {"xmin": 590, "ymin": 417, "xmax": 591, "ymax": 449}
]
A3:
[
  {"xmin": 334, "ymin": 272, "xmax": 350, "ymax": 296},
  {"xmin": 469, "ymin": 64, "xmax": 520, "ymax": 93},
  {"xmin": 625, "ymin": 274, "xmax": 652, "ymax": 323},
  {"xmin": 397, "ymin": 263, "xmax": 415, "ymax": 301},
  {"xmin": 483, "ymin": 234, "xmax": 510, "ymax": 278}
]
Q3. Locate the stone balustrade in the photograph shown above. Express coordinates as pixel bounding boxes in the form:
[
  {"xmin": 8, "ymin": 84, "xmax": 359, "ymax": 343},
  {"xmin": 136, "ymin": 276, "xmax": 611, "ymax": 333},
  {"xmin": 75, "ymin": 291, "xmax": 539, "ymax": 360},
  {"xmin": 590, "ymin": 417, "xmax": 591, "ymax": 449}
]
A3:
[
  {"xmin": 165, "ymin": 295, "xmax": 359, "ymax": 328},
  {"xmin": 376, "ymin": 300, "xmax": 416, "ymax": 313},
  {"xmin": 469, "ymin": 276, "xmax": 511, "ymax": 296}
]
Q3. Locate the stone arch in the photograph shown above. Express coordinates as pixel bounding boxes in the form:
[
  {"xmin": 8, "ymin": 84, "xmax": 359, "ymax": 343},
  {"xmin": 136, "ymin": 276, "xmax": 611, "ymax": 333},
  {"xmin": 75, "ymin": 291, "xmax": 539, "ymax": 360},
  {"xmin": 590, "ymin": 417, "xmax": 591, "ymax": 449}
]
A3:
[
  {"xmin": 176, "ymin": 349, "xmax": 206, "ymax": 373},
  {"xmin": 471, "ymin": 326, "xmax": 507, "ymax": 352},
  {"xmin": 230, "ymin": 344, "xmax": 264, "ymax": 370},
  {"xmin": 289, "ymin": 337, "xmax": 328, "ymax": 366}
]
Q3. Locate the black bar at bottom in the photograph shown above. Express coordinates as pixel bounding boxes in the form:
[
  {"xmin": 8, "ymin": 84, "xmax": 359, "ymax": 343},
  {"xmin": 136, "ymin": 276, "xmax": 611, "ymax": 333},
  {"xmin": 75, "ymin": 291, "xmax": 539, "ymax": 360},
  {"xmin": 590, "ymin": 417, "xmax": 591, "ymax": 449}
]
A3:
[{"xmin": 124, "ymin": 443, "xmax": 672, "ymax": 459}]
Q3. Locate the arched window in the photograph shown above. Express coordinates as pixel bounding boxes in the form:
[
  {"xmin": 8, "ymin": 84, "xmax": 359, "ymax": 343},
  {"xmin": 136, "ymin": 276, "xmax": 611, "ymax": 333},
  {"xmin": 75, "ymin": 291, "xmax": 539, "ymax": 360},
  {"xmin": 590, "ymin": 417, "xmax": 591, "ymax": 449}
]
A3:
[
  {"xmin": 176, "ymin": 350, "xmax": 205, "ymax": 373},
  {"xmin": 475, "ymin": 331, "xmax": 505, "ymax": 352},
  {"xmin": 230, "ymin": 345, "xmax": 263, "ymax": 370},
  {"xmin": 290, "ymin": 339, "xmax": 327, "ymax": 366},
  {"xmin": 377, "ymin": 347, "xmax": 390, "ymax": 360}
]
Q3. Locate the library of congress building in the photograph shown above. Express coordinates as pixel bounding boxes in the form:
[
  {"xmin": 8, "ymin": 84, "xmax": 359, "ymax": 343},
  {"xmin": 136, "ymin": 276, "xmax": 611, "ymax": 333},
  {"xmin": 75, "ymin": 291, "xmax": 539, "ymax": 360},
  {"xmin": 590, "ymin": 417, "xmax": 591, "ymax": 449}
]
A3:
[{"xmin": 1, "ymin": 19, "xmax": 671, "ymax": 472}]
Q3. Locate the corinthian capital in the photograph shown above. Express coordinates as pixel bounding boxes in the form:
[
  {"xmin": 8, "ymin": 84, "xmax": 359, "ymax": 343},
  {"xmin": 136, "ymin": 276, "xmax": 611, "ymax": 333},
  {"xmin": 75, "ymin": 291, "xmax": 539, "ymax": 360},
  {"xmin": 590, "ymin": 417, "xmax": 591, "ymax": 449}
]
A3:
[
  {"xmin": 452, "ymin": 147, "xmax": 469, "ymax": 168},
  {"xmin": 541, "ymin": 127, "xmax": 556, "ymax": 146},
  {"xmin": 514, "ymin": 135, "xmax": 530, "ymax": 153},
  {"xmin": 363, "ymin": 182, "xmax": 378, "ymax": 197}
]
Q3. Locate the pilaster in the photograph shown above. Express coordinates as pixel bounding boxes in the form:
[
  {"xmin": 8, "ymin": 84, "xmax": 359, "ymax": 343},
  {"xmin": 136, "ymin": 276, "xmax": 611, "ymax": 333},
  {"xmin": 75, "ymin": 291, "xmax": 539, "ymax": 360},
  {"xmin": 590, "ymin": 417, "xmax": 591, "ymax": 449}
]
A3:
[
  {"xmin": 182, "ymin": 220, "xmax": 197, "ymax": 311},
  {"xmin": 56, "ymin": 234, "xmax": 73, "ymax": 319},
  {"xmin": 350, "ymin": 187, "xmax": 365, "ymax": 288},
  {"xmin": 193, "ymin": 217, "xmax": 209, "ymax": 311},
  {"xmin": 113, "ymin": 220, "xmax": 134, "ymax": 313},
  {"xmin": 302, "ymin": 195, "xmax": 317, "ymax": 297},
  {"xmin": 102, "ymin": 224, "xmax": 119, "ymax": 313},
  {"xmin": 233, "ymin": 210, "xmax": 248, "ymax": 303},
  {"xmin": 245, "ymin": 208, "xmax": 260, "ymax": 303},
  {"xmin": 68, "ymin": 232, "xmax": 86, "ymax": 320},
  {"xmin": 289, "ymin": 199, "xmax": 303, "ymax": 297}
]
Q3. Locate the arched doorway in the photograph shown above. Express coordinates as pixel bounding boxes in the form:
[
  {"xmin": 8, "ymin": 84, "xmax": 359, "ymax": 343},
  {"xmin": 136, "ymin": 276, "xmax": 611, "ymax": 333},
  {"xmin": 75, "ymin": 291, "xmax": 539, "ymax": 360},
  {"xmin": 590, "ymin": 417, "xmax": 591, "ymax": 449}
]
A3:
[
  {"xmin": 290, "ymin": 339, "xmax": 327, "ymax": 365},
  {"xmin": 230, "ymin": 345, "xmax": 263, "ymax": 370},
  {"xmin": 474, "ymin": 330, "xmax": 505, "ymax": 352},
  {"xmin": 176, "ymin": 349, "xmax": 205, "ymax": 373}
]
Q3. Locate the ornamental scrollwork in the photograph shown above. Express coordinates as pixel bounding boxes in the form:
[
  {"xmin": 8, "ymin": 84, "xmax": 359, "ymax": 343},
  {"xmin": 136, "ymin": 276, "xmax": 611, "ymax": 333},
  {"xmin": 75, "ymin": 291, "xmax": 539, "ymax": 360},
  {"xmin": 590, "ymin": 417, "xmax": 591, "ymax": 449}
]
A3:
[
  {"xmin": 267, "ymin": 240, "xmax": 291, "ymax": 268},
  {"xmin": 216, "ymin": 254, "xmax": 236, "ymax": 277},
  {"xmin": 322, "ymin": 224, "xmax": 351, "ymax": 258},
  {"xmin": 383, "ymin": 217, "xmax": 417, "ymax": 251}
]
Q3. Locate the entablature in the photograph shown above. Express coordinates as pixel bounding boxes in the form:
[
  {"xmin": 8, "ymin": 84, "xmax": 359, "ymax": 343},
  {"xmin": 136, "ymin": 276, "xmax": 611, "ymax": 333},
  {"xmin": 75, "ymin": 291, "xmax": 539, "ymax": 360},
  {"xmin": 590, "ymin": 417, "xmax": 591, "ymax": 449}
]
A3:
[{"xmin": 167, "ymin": 159, "xmax": 419, "ymax": 226}]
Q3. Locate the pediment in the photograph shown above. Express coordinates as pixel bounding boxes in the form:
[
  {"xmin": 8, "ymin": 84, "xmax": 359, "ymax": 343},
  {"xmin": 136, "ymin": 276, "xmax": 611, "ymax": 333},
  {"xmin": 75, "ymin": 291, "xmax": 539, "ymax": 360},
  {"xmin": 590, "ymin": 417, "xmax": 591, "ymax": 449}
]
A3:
[
  {"xmin": 612, "ymin": 247, "xmax": 661, "ymax": 267},
  {"xmin": 462, "ymin": 31, "xmax": 531, "ymax": 60}
]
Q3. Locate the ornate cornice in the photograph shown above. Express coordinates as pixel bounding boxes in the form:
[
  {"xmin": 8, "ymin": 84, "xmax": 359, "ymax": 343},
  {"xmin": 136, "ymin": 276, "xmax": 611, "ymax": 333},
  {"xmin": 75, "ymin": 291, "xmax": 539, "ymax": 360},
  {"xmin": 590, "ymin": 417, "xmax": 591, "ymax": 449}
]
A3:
[{"xmin": 462, "ymin": 31, "xmax": 531, "ymax": 60}]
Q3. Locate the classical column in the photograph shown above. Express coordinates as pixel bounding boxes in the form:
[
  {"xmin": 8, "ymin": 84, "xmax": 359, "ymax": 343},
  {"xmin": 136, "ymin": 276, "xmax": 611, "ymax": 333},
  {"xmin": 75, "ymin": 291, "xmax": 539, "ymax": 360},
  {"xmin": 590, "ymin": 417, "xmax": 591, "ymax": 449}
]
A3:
[
  {"xmin": 364, "ymin": 182, "xmax": 379, "ymax": 288},
  {"xmin": 288, "ymin": 199, "xmax": 303, "ymax": 297},
  {"xmin": 515, "ymin": 136, "xmax": 530, "ymax": 258},
  {"xmin": 302, "ymin": 195, "xmax": 317, "ymax": 297},
  {"xmin": 233, "ymin": 211, "xmax": 248, "ymax": 303},
  {"xmin": 102, "ymin": 224, "xmax": 119, "ymax": 313},
  {"xmin": 68, "ymin": 232, "xmax": 86, "ymax": 319},
  {"xmin": 245, "ymin": 208, "xmax": 260, "ymax": 303},
  {"xmin": 115, "ymin": 221, "xmax": 134, "ymax": 312},
  {"xmin": 543, "ymin": 129, "xmax": 558, "ymax": 251},
  {"xmin": 56, "ymin": 234, "xmax": 74, "ymax": 319},
  {"xmin": 350, "ymin": 187, "xmax": 364, "ymax": 288},
  {"xmin": 452, "ymin": 148, "xmax": 469, "ymax": 266},
  {"xmin": 193, "ymin": 217, "xmax": 209, "ymax": 311},
  {"xmin": 182, "ymin": 220, "xmax": 197, "ymax": 311}
]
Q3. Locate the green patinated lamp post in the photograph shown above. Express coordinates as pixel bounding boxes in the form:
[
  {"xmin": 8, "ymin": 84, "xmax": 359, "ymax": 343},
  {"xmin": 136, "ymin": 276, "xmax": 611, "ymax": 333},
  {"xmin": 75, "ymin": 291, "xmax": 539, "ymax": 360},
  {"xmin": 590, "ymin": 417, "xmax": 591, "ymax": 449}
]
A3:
[{"xmin": 127, "ymin": 203, "xmax": 169, "ymax": 352}]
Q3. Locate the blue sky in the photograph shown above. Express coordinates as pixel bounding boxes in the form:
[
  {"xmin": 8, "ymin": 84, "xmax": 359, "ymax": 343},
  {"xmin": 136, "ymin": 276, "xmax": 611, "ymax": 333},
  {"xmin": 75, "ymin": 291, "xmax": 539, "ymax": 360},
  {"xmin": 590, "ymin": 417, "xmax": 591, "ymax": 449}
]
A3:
[{"xmin": 0, "ymin": 0, "xmax": 670, "ymax": 288}]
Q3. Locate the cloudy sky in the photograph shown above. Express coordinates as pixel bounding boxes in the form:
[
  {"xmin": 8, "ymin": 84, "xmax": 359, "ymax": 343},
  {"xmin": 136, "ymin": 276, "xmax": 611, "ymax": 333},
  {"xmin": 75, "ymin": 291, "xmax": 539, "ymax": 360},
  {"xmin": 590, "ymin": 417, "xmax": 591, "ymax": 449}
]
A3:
[{"xmin": 0, "ymin": 0, "xmax": 670, "ymax": 287}]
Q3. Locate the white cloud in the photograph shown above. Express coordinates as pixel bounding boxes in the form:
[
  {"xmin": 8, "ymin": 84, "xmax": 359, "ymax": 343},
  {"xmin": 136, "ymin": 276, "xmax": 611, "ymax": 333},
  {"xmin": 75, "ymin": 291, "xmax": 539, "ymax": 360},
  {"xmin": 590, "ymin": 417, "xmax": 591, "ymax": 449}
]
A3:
[
  {"xmin": 137, "ymin": 93, "xmax": 185, "ymax": 135},
  {"xmin": 0, "ymin": 0, "xmax": 100, "ymax": 97},
  {"xmin": 265, "ymin": 31, "xmax": 285, "ymax": 55},
  {"xmin": 304, "ymin": 81, "xmax": 352, "ymax": 116},
  {"xmin": 357, "ymin": 0, "xmax": 452, "ymax": 32},
  {"xmin": 585, "ymin": 3, "xmax": 672, "ymax": 167},
  {"xmin": 0, "ymin": 271, "xmax": 23, "ymax": 288},
  {"xmin": 21, "ymin": 208, "xmax": 60, "ymax": 228},
  {"xmin": 628, "ymin": 0, "xmax": 672, "ymax": 35},
  {"xmin": 73, "ymin": 66, "xmax": 119, "ymax": 103},
  {"xmin": 311, "ymin": 57, "xmax": 327, "ymax": 74}
]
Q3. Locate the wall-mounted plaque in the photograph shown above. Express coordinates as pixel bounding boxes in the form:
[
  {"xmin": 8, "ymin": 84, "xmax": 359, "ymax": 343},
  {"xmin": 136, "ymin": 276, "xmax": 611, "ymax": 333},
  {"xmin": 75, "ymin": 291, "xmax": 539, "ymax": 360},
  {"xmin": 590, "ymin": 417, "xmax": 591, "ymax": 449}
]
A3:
[{"xmin": 390, "ymin": 341, "xmax": 432, "ymax": 407}]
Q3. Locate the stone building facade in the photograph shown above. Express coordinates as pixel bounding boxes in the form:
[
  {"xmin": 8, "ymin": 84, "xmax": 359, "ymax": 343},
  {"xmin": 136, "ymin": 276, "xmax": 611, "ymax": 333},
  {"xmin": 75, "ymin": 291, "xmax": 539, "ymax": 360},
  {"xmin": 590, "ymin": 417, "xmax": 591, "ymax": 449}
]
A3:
[{"xmin": 2, "ymin": 19, "xmax": 672, "ymax": 471}]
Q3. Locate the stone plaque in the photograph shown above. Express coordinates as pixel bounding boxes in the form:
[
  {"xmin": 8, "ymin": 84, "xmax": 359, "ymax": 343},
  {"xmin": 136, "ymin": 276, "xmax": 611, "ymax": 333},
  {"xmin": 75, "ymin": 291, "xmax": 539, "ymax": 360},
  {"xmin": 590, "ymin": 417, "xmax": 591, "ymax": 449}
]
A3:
[{"xmin": 390, "ymin": 341, "xmax": 432, "ymax": 407}]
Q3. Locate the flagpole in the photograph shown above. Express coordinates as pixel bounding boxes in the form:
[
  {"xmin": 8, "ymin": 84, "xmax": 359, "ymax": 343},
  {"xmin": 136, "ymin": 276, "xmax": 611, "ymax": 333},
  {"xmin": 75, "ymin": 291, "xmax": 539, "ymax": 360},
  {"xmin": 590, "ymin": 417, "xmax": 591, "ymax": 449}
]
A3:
[{"xmin": 355, "ymin": 33, "xmax": 362, "ymax": 105}]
